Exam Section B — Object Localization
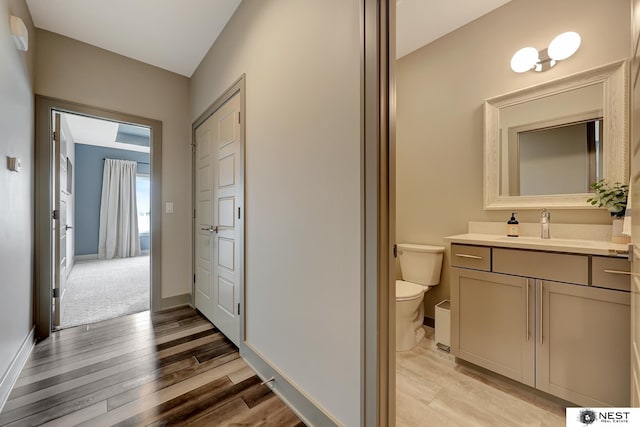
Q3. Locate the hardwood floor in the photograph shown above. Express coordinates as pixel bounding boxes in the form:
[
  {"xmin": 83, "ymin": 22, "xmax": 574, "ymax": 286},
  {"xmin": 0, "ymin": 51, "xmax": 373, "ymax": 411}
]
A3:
[
  {"xmin": 0, "ymin": 307, "xmax": 304, "ymax": 427},
  {"xmin": 397, "ymin": 326, "xmax": 567, "ymax": 427}
]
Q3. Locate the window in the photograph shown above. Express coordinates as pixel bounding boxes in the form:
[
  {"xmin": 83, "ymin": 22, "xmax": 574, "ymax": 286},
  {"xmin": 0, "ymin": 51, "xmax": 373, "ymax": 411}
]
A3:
[{"xmin": 136, "ymin": 174, "xmax": 150, "ymax": 234}]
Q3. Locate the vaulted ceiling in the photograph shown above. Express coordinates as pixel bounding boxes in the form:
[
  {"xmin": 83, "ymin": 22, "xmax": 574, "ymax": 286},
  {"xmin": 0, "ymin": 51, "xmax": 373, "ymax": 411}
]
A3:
[
  {"xmin": 25, "ymin": 0, "xmax": 511, "ymax": 76},
  {"xmin": 25, "ymin": 0, "xmax": 241, "ymax": 77},
  {"xmin": 396, "ymin": 0, "xmax": 511, "ymax": 58}
]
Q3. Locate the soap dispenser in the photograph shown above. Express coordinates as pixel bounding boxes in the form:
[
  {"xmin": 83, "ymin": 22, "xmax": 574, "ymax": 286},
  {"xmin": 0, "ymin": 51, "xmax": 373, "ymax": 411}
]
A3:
[
  {"xmin": 541, "ymin": 208, "xmax": 550, "ymax": 239},
  {"xmin": 507, "ymin": 213, "xmax": 519, "ymax": 237}
]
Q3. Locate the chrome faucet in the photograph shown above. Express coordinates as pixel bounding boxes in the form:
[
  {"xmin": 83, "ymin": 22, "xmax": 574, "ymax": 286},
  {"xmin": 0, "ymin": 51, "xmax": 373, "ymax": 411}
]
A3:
[{"xmin": 541, "ymin": 208, "xmax": 550, "ymax": 239}]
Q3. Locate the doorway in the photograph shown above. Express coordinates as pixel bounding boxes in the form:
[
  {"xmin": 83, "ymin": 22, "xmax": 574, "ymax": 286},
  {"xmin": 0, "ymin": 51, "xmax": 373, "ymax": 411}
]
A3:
[
  {"xmin": 53, "ymin": 111, "xmax": 152, "ymax": 329},
  {"xmin": 34, "ymin": 96, "xmax": 162, "ymax": 339}
]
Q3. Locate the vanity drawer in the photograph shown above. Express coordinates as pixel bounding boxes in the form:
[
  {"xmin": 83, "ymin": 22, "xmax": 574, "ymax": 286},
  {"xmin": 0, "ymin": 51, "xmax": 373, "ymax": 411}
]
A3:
[
  {"xmin": 451, "ymin": 244, "xmax": 491, "ymax": 271},
  {"xmin": 592, "ymin": 256, "xmax": 631, "ymax": 292},
  {"xmin": 493, "ymin": 248, "xmax": 588, "ymax": 285}
]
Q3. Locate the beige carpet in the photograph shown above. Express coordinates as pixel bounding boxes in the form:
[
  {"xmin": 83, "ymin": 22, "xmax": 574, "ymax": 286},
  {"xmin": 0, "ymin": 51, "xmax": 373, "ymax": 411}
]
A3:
[{"xmin": 60, "ymin": 255, "xmax": 150, "ymax": 329}]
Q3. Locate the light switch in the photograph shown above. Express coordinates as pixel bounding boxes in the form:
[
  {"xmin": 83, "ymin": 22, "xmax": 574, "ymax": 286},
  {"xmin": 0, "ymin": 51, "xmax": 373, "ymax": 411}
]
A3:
[
  {"xmin": 165, "ymin": 202, "xmax": 174, "ymax": 214},
  {"xmin": 7, "ymin": 157, "xmax": 21, "ymax": 172}
]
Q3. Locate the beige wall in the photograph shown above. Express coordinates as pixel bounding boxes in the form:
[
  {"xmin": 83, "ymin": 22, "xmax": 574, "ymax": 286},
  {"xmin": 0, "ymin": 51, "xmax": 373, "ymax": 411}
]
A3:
[
  {"xmin": 191, "ymin": 1, "xmax": 361, "ymax": 425},
  {"xmin": 396, "ymin": 0, "xmax": 631, "ymax": 317},
  {"xmin": 0, "ymin": 0, "xmax": 35, "ymax": 389},
  {"xmin": 34, "ymin": 30, "xmax": 192, "ymax": 299}
]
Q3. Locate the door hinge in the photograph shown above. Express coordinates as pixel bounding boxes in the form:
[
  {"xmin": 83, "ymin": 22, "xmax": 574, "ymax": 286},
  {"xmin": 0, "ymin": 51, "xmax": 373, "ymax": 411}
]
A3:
[
  {"xmin": 53, "ymin": 288, "xmax": 60, "ymax": 298},
  {"xmin": 238, "ymin": 207, "xmax": 241, "ymax": 219},
  {"xmin": 52, "ymin": 131, "xmax": 57, "ymax": 141},
  {"xmin": 237, "ymin": 303, "xmax": 240, "ymax": 315},
  {"xmin": 238, "ymin": 112, "xmax": 241, "ymax": 124},
  {"xmin": 193, "ymin": 209, "xmax": 196, "ymax": 220},
  {"xmin": 193, "ymin": 274, "xmax": 196, "ymax": 283},
  {"xmin": 52, "ymin": 210, "xmax": 60, "ymax": 220},
  {"xmin": 393, "ymin": 244, "xmax": 398, "ymax": 258},
  {"xmin": 191, "ymin": 143, "xmax": 196, "ymax": 153}
]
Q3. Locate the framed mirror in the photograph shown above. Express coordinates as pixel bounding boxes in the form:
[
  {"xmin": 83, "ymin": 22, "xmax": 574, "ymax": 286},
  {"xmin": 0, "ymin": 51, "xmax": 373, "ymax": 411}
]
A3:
[{"xmin": 484, "ymin": 60, "xmax": 628, "ymax": 210}]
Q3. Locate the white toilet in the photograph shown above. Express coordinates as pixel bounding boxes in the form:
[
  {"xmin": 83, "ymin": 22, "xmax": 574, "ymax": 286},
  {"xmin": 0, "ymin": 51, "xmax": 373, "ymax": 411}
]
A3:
[{"xmin": 396, "ymin": 243, "xmax": 445, "ymax": 351}]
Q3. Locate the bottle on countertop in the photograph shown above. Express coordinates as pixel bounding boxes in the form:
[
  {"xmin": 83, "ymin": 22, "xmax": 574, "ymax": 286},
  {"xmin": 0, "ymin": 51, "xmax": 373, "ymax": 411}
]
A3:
[
  {"xmin": 507, "ymin": 212, "xmax": 519, "ymax": 237},
  {"xmin": 540, "ymin": 208, "xmax": 550, "ymax": 239}
]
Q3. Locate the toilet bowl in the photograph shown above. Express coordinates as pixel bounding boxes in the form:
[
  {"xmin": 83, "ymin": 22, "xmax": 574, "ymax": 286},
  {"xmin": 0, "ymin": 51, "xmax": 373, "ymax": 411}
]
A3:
[
  {"xmin": 395, "ymin": 244, "xmax": 445, "ymax": 351},
  {"xmin": 396, "ymin": 280, "xmax": 429, "ymax": 351}
]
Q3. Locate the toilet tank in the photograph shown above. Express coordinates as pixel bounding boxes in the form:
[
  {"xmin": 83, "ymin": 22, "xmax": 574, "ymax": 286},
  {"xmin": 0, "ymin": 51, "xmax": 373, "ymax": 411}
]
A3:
[{"xmin": 397, "ymin": 243, "xmax": 445, "ymax": 286}]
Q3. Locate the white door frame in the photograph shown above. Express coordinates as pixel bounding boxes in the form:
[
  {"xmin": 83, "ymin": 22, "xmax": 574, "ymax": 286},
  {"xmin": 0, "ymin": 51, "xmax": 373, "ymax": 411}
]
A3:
[
  {"xmin": 34, "ymin": 96, "xmax": 163, "ymax": 339},
  {"xmin": 191, "ymin": 76, "xmax": 246, "ymax": 344},
  {"xmin": 52, "ymin": 112, "xmax": 66, "ymax": 328}
]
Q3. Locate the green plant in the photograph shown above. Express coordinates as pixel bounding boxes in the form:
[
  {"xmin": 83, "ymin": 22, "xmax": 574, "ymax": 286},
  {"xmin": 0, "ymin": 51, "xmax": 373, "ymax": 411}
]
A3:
[{"xmin": 586, "ymin": 179, "xmax": 629, "ymax": 218}]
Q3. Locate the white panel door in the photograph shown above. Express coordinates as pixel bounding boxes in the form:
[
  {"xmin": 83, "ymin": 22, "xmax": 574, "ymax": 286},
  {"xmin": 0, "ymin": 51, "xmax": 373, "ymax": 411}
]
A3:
[
  {"xmin": 52, "ymin": 112, "xmax": 67, "ymax": 328},
  {"xmin": 195, "ymin": 92, "xmax": 242, "ymax": 346},
  {"xmin": 195, "ymin": 113, "xmax": 216, "ymax": 321}
]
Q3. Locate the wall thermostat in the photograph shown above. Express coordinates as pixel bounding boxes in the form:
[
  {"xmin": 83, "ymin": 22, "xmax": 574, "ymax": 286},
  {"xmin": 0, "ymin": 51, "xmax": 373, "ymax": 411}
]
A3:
[{"xmin": 7, "ymin": 157, "xmax": 21, "ymax": 172}]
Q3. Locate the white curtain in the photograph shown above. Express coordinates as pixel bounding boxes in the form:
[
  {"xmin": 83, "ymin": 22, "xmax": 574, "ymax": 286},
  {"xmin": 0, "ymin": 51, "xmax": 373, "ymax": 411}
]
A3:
[{"xmin": 98, "ymin": 159, "xmax": 141, "ymax": 259}]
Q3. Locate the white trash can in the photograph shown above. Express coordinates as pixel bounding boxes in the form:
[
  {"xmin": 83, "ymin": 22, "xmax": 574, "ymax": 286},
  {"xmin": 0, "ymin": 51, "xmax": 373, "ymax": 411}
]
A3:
[{"xmin": 435, "ymin": 300, "xmax": 450, "ymax": 352}]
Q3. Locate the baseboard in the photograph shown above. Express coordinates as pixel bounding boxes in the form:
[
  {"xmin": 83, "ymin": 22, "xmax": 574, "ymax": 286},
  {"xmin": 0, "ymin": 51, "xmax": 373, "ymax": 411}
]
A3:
[
  {"xmin": 75, "ymin": 253, "xmax": 150, "ymax": 261},
  {"xmin": 0, "ymin": 327, "xmax": 36, "ymax": 413},
  {"xmin": 74, "ymin": 254, "xmax": 98, "ymax": 261},
  {"xmin": 241, "ymin": 342, "xmax": 340, "ymax": 427},
  {"xmin": 423, "ymin": 316, "xmax": 435, "ymax": 328},
  {"xmin": 155, "ymin": 293, "xmax": 191, "ymax": 311}
]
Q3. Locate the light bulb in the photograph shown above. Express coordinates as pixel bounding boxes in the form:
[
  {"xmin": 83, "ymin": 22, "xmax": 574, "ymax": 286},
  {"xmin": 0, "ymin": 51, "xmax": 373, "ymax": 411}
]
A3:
[
  {"xmin": 510, "ymin": 47, "xmax": 539, "ymax": 73},
  {"xmin": 548, "ymin": 32, "xmax": 581, "ymax": 61}
]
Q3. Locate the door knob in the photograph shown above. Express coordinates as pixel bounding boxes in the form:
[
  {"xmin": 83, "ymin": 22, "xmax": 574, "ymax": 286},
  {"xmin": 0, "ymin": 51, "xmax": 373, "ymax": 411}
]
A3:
[
  {"xmin": 64, "ymin": 225, "xmax": 73, "ymax": 230},
  {"xmin": 201, "ymin": 225, "xmax": 214, "ymax": 232}
]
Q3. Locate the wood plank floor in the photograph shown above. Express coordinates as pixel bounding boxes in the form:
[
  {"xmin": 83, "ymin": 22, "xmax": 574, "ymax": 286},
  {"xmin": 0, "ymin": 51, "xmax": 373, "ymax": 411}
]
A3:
[
  {"xmin": 397, "ymin": 326, "xmax": 567, "ymax": 427},
  {"xmin": 0, "ymin": 307, "xmax": 304, "ymax": 427}
]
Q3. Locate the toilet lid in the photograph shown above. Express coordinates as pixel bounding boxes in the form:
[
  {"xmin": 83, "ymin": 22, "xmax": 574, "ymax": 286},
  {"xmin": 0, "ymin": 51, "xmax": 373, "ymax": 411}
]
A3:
[{"xmin": 396, "ymin": 280, "xmax": 428, "ymax": 301}]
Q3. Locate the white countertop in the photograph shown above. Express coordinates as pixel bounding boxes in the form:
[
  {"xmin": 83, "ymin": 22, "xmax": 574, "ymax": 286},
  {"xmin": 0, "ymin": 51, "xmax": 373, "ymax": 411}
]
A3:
[{"xmin": 444, "ymin": 233, "xmax": 629, "ymax": 256}]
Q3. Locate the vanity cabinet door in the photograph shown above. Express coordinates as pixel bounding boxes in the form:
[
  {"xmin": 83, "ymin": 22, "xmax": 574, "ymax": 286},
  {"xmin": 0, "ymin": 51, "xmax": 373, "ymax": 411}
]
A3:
[
  {"xmin": 451, "ymin": 268, "xmax": 534, "ymax": 386},
  {"xmin": 536, "ymin": 280, "xmax": 630, "ymax": 407}
]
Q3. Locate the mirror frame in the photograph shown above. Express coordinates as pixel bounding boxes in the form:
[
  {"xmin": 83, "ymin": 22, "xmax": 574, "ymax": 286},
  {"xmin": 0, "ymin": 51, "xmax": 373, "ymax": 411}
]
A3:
[{"xmin": 484, "ymin": 60, "xmax": 628, "ymax": 210}]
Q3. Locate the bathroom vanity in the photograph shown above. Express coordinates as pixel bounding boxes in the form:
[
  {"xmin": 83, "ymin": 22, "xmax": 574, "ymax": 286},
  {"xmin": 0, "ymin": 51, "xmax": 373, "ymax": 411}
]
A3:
[
  {"xmin": 447, "ymin": 58, "xmax": 633, "ymax": 407},
  {"xmin": 445, "ymin": 232, "xmax": 630, "ymax": 407}
]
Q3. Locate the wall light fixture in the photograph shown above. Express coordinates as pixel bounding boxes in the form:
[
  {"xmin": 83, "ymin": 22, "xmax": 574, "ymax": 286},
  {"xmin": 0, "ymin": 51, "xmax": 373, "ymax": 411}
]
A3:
[
  {"xmin": 510, "ymin": 32, "xmax": 581, "ymax": 73},
  {"xmin": 9, "ymin": 15, "xmax": 28, "ymax": 52}
]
